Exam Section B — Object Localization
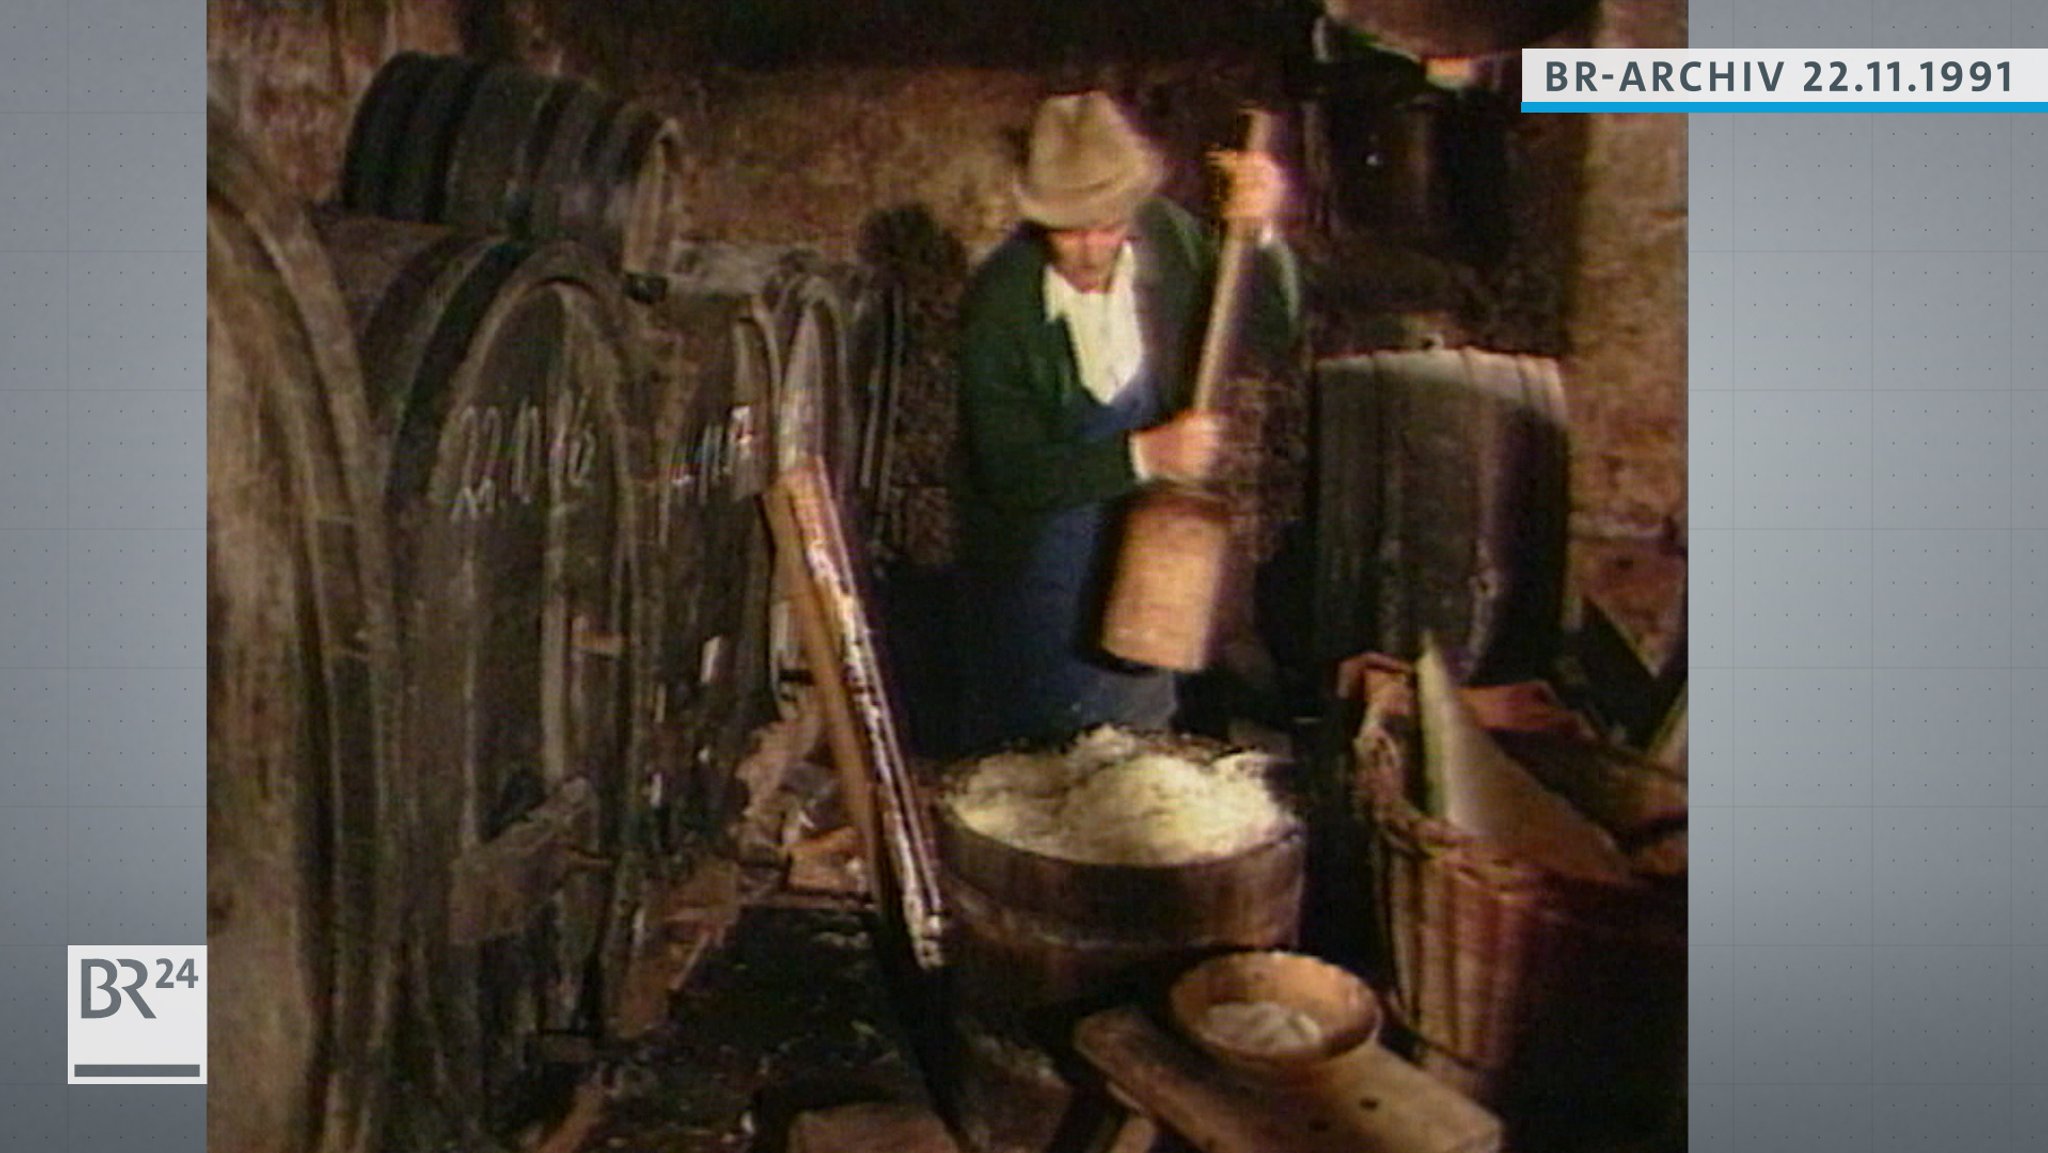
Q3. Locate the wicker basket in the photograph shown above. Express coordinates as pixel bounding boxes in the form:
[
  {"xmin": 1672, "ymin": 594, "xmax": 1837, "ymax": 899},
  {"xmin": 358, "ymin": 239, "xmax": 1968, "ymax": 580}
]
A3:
[{"xmin": 1349, "ymin": 660, "xmax": 1686, "ymax": 1122}]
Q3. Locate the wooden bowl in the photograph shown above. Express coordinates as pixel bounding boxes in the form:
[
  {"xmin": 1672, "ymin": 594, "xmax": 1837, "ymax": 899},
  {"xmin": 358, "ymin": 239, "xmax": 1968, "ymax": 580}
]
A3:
[{"xmin": 1169, "ymin": 951, "xmax": 1381, "ymax": 1079}]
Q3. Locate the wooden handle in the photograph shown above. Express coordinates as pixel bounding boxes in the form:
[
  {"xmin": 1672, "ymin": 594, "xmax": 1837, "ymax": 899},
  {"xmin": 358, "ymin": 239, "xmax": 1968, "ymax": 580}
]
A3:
[{"xmin": 1189, "ymin": 108, "xmax": 1278, "ymax": 414}]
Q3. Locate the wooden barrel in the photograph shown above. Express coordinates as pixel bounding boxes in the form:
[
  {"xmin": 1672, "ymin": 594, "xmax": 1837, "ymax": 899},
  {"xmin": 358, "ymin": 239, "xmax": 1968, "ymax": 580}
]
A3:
[
  {"xmin": 313, "ymin": 214, "xmax": 645, "ymax": 1141},
  {"xmin": 635, "ymin": 243, "xmax": 879, "ymax": 725},
  {"xmin": 626, "ymin": 242, "xmax": 897, "ymax": 842},
  {"xmin": 1320, "ymin": 0, "xmax": 1595, "ymax": 56},
  {"xmin": 930, "ymin": 738, "xmax": 1304, "ymax": 1153},
  {"xmin": 761, "ymin": 257, "xmax": 909, "ymax": 721},
  {"xmin": 632, "ymin": 245, "xmax": 786, "ymax": 844},
  {"xmin": 206, "ymin": 103, "xmax": 405, "ymax": 1153},
  {"xmin": 785, "ymin": 261, "xmax": 908, "ymax": 526},
  {"xmin": 759, "ymin": 261, "xmax": 851, "ymax": 718},
  {"xmin": 857, "ymin": 284, "xmax": 908, "ymax": 507},
  {"xmin": 341, "ymin": 52, "xmax": 684, "ymax": 273},
  {"xmin": 766, "ymin": 257, "xmax": 896, "ymax": 502},
  {"xmin": 932, "ymin": 739, "xmax": 1306, "ymax": 1044},
  {"xmin": 1312, "ymin": 349, "xmax": 1570, "ymax": 684},
  {"xmin": 1304, "ymin": 22, "xmax": 1513, "ymax": 263}
]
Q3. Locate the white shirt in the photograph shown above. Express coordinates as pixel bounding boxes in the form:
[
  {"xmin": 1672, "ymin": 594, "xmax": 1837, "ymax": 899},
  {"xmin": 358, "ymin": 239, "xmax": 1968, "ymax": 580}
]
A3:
[{"xmin": 1043, "ymin": 244, "xmax": 1146, "ymax": 406}]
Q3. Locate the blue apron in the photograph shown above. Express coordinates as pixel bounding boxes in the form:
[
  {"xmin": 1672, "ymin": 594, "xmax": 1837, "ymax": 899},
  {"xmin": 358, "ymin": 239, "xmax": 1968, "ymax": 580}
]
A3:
[{"xmin": 960, "ymin": 372, "xmax": 1176, "ymax": 751}]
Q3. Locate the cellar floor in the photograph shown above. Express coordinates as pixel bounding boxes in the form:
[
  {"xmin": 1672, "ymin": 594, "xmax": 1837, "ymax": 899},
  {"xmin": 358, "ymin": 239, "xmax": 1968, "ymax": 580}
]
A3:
[
  {"xmin": 557, "ymin": 876, "xmax": 1682, "ymax": 1153},
  {"xmin": 574, "ymin": 899, "xmax": 934, "ymax": 1153}
]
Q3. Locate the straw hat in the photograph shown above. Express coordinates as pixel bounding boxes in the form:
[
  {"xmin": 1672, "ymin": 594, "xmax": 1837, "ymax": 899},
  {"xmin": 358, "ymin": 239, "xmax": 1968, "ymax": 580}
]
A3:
[{"xmin": 1015, "ymin": 91, "xmax": 1165, "ymax": 230}]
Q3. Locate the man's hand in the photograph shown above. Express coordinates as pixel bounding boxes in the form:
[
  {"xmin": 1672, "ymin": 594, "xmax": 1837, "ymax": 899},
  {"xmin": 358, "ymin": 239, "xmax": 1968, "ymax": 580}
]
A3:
[
  {"xmin": 1210, "ymin": 149, "xmax": 1288, "ymax": 231},
  {"xmin": 1133, "ymin": 410, "xmax": 1225, "ymax": 483}
]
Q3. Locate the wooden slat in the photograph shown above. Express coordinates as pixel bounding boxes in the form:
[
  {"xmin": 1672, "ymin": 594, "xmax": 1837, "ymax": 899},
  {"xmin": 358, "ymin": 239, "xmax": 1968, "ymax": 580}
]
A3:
[
  {"xmin": 788, "ymin": 1102, "xmax": 961, "ymax": 1153},
  {"xmin": 386, "ymin": 55, "xmax": 488, "ymax": 222},
  {"xmin": 765, "ymin": 481, "xmax": 885, "ymax": 874},
  {"xmin": 770, "ymin": 459, "xmax": 944, "ymax": 967},
  {"xmin": 442, "ymin": 65, "xmax": 554, "ymax": 233},
  {"xmin": 339, "ymin": 51, "xmax": 437, "ymax": 216},
  {"xmin": 1074, "ymin": 1007, "xmax": 1501, "ymax": 1153},
  {"xmin": 446, "ymin": 778, "xmax": 601, "ymax": 945}
]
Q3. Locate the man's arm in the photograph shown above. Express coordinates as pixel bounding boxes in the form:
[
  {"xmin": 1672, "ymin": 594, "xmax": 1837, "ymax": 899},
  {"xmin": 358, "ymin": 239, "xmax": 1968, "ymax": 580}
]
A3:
[
  {"xmin": 1218, "ymin": 149, "xmax": 1304, "ymax": 369},
  {"xmin": 958, "ymin": 304, "xmax": 1141, "ymax": 513}
]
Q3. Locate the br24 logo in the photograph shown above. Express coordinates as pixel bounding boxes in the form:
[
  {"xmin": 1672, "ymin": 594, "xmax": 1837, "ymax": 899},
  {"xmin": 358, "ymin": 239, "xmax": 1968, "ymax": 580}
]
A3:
[{"xmin": 79, "ymin": 957, "xmax": 199, "ymax": 1019}]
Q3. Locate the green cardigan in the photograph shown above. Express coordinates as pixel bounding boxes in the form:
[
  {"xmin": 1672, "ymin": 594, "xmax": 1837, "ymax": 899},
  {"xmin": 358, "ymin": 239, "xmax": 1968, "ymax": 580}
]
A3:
[{"xmin": 955, "ymin": 197, "xmax": 1302, "ymax": 571}]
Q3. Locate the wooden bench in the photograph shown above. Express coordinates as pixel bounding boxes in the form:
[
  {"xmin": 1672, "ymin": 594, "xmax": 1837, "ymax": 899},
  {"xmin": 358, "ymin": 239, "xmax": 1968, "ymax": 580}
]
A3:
[{"xmin": 1073, "ymin": 1007, "xmax": 1502, "ymax": 1153}]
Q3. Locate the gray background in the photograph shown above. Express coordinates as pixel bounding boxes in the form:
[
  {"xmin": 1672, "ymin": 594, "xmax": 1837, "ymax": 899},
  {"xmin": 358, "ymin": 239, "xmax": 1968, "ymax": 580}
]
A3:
[
  {"xmin": 0, "ymin": 0, "xmax": 2039, "ymax": 1149},
  {"xmin": 0, "ymin": 0, "xmax": 205, "ymax": 1148},
  {"xmin": 1690, "ymin": 2, "xmax": 2048, "ymax": 1151}
]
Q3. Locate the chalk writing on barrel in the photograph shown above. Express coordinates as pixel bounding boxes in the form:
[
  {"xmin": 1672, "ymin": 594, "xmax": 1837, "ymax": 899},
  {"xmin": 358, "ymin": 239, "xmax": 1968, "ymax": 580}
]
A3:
[{"xmin": 448, "ymin": 390, "xmax": 603, "ymax": 522}]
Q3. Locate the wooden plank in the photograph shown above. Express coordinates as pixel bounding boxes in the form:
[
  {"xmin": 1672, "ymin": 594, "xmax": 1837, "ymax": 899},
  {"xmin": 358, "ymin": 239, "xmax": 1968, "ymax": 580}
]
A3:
[
  {"xmin": 446, "ymin": 777, "xmax": 599, "ymax": 945},
  {"xmin": 1074, "ymin": 1007, "xmax": 1501, "ymax": 1153},
  {"xmin": 1101, "ymin": 1111, "xmax": 1159, "ymax": 1153},
  {"xmin": 787, "ymin": 1101, "xmax": 961, "ymax": 1153},
  {"xmin": 531, "ymin": 1077, "xmax": 608, "ymax": 1153},
  {"xmin": 770, "ymin": 459, "xmax": 945, "ymax": 968},
  {"xmin": 608, "ymin": 858, "xmax": 742, "ymax": 1037},
  {"xmin": 763, "ymin": 483, "xmax": 885, "ymax": 897},
  {"xmin": 788, "ymin": 826, "xmax": 868, "ymax": 896}
]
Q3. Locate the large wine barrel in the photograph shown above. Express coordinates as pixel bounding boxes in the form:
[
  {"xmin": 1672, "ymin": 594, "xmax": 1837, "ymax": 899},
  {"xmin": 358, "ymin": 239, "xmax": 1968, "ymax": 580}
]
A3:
[
  {"xmin": 758, "ymin": 261, "xmax": 856, "ymax": 719},
  {"xmin": 206, "ymin": 103, "xmax": 404, "ymax": 1153},
  {"xmin": 313, "ymin": 215, "xmax": 644, "ymax": 1142},
  {"xmin": 766, "ymin": 258, "xmax": 890, "ymax": 499},
  {"xmin": 772, "ymin": 259, "xmax": 908, "ymax": 522},
  {"xmin": 1312, "ymin": 349, "xmax": 1570, "ymax": 684},
  {"xmin": 632, "ymin": 245, "xmax": 787, "ymax": 845},
  {"xmin": 634, "ymin": 244, "xmax": 882, "ymax": 729},
  {"xmin": 341, "ymin": 52, "xmax": 684, "ymax": 273}
]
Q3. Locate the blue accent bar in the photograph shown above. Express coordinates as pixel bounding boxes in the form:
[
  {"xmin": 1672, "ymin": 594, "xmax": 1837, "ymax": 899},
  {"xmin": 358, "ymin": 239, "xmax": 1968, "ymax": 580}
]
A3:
[{"xmin": 1523, "ymin": 101, "xmax": 2048, "ymax": 113}]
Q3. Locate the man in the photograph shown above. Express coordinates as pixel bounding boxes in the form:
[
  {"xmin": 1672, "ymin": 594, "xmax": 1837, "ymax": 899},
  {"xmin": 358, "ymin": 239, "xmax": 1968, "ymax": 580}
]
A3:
[{"xmin": 954, "ymin": 90, "xmax": 1301, "ymax": 751}]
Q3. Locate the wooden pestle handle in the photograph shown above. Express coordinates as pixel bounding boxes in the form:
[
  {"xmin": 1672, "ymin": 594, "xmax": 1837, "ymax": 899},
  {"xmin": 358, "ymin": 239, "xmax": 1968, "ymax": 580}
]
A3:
[{"xmin": 1188, "ymin": 108, "xmax": 1278, "ymax": 415}]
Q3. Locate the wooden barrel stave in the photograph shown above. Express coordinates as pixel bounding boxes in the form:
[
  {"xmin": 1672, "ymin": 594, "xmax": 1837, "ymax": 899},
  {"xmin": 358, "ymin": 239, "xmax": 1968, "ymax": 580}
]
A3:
[
  {"xmin": 522, "ymin": 84, "xmax": 610, "ymax": 243},
  {"xmin": 207, "ymin": 103, "xmax": 404, "ymax": 1153},
  {"xmin": 386, "ymin": 55, "xmax": 491, "ymax": 223},
  {"xmin": 442, "ymin": 64, "xmax": 559, "ymax": 236},
  {"xmin": 934, "ymin": 807, "xmax": 1306, "ymax": 932},
  {"xmin": 940, "ymin": 855, "xmax": 1306, "ymax": 1026},
  {"xmin": 339, "ymin": 50, "xmax": 438, "ymax": 219}
]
